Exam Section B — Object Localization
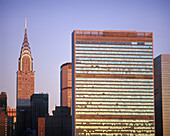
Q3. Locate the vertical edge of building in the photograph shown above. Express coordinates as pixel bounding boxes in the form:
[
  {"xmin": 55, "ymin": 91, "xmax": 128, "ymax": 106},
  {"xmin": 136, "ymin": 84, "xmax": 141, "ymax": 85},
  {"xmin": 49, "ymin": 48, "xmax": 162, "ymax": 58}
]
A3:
[
  {"xmin": 60, "ymin": 62, "xmax": 72, "ymax": 108},
  {"xmin": 72, "ymin": 30, "xmax": 76, "ymax": 136},
  {"xmin": 154, "ymin": 54, "xmax": 170, "ymax": 136},
  {"xmin": 154, "ymin": 55, "xmax": 163, "ymax": 136},
  {"xmin": 60, "ymin": 64, "xmax": 63, "ymax": 106},
  {"xmin": 152, "ymin": 32, "xmax": 155, "ymax": 136}
]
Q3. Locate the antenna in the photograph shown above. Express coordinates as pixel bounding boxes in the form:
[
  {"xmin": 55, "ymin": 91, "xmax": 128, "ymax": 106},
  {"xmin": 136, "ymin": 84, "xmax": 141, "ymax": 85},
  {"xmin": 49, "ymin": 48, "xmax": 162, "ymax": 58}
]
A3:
[{"xmin": 25, "ymin": 17, "xmax": 27, "ymax": 29}]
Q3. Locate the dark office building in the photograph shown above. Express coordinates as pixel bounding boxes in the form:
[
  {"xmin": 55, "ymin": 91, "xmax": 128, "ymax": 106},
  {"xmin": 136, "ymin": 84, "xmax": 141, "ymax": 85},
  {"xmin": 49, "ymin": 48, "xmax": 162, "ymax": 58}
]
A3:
[
  {"xmin": 31, "ymin": 93, "xmax": 48, "ymax": 136},
  {"xmin": 0, "ymin": 92, "xmax": 7, "ymax": 111},
  {"xmin": 154, "ymin": 54, "xmax": 170, "ymax": 136},
  {"xmin": 45, "ymin": 106, "xmax": 72, "ymax": 136},
  {"xmin": 17, "ymin": 106, "xmax": 31, "ymax": 135}
]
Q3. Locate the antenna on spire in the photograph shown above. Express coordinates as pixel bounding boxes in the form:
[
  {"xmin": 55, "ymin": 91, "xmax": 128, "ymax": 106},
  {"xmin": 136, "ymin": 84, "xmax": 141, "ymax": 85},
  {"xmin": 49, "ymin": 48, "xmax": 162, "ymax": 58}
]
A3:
[
  {"xmin": 23, "ymin": 17, "xmax": 28, "ymax": 43},
  {"xmin": 25, "ymin": 17, "xmax": 27, "ymax": 29}
]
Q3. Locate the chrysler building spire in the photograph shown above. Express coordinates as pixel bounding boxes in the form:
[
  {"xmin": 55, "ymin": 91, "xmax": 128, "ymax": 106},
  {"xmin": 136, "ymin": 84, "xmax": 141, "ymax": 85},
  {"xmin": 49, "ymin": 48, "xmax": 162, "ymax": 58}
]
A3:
[
  {"xmin": 25, "ymin": 17, "xmax": 27, "ymax": 29},
  {"xmin": 23, "ymin": 17, "xmax": 28, "ymax": 43}
]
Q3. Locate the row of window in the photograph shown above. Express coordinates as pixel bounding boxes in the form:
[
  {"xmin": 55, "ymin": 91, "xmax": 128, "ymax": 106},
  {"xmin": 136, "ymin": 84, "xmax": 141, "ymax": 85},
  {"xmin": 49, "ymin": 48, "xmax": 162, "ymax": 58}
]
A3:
[
  {"xmin": 76, "ymin": 68, "xmax": 153, "ymax": 72},
  {"xmin": 76, "ymin": 105, "xmax": 153, "ymax": 109},
  {"xmin": 76, "ymin": 41, "xmax": 152, "ymax": 45},
  {"xmin": 76, "ymin": 119, "xmax": 154, "ymax": 123},
  {"xmin": 76, "ymin": 92, "xmax": 153, "ymax": 95},
  {"xmin": 76, "ymin": 132, "xmax": 154, "ymax": 136},
  {"xmin": 76, "ymin": 64, "xmax": 153, "ymax": 69},
  {"xmin": 76, "ymin": 102, "xmax": 154, "ymax": 106},
  {"xmin": 76, "ymin": 47, "xmax": 152, "ymax": 52},
  {"xmin": 76, "ymin": 112, "xmax": 154, "ymax": 116},
  {"xmin": 76, "ymin": 57, "xmax": 153, "ymax": 62},
  {"xmin": 76, "ymin": 60, "xmax": 153, "ymax": 65},
  {"xmin": 76, "ymin": 126, "xmax": 154, "ymax": 130},
  {"xmin": 76, "ymin": 78, "xmax": 153, "ymax": 82},
  {"xmin": 76, "ymin": 54, "xmax": 153, "ymax": 58},
  {"xmin": 76, "ymin": 98, "xmax": 153, "ymax": 102},
  {"xmin": 76, "ymin": 95, "xmax": 153, "ymax": 99},
  {"xmin": 76, "ymin": 71, "xmax": 153, "ymax": 75},
  {"xmin": 76, "ymin": 88, "xmax": 153, "ymax": 92},
  {"xmin": 76, "ymin": 108, "xmax": 154, "ymax": 112},
  {"xmin": 76, "ymin": 51, "xmax": 153, "ymax": 55},
  {"xmin": 76, "ymin": 85, "xmax": 153, "ymax": 88},
  {"xmin": 76, "ymin": 44, "xmax": 152, "ymax": 48},
  {"xmin": 76, "ymin": 81, "xmax": 153, "ymax": 85}
]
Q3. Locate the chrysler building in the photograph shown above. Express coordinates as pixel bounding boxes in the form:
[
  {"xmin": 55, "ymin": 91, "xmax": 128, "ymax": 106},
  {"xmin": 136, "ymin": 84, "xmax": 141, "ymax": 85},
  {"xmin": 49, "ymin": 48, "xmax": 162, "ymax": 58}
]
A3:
[
  {"xmin": 16, "ymin": 18, "xmax": 35, "ymax": 135},
  {"xmin": 17, "ymin": 18, "xmax": 35, "ymax": 106}
]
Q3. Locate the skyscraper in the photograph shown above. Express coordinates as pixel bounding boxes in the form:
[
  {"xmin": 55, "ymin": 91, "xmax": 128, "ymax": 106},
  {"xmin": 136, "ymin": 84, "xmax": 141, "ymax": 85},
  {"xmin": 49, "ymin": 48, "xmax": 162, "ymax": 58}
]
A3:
[
  {"xmin": 17, "ymin": 18, "xmax": 35, "ymax": 107},
  {"xmin": 0, "ymin": 92, "xmax": 7, "ymax": 136},
  {"xmin": 38, "ymin": 117, "xmax": 45, "ymax": 136},
  {"xmin": 154, "ymin": 54, "xmax": 170, "ymax": 136},
  {"xmin": 16, "ymin": 18, "xmax": 35, "ymax": 136},
  {"xmin": 0, "ymin": 107, "xmax": 8, "ymax": 136},
  {"xmin": 60, "ymin": 62, "xmax": 72, "ymax": 108},
  {"xmin": 0, "ymin": 92, "xmax": 16, "ymax": 136},
  {"xmin": 0, "ymin": 92, "xmax": 7, "ymax": 111},
  {"xmin": 31, "ymin": 93, "xmax": 48, "ymax": 135},
  {"xmin": 7, "ymin": 107, "xmax": 16, "ymax": 136},
  {"xmin": 45, "ymin": 106, "xmax": 72, "ymax": 136},
  {"xmin": 72, "ymin": 30, "xmax": 155, "ymax": 135}
]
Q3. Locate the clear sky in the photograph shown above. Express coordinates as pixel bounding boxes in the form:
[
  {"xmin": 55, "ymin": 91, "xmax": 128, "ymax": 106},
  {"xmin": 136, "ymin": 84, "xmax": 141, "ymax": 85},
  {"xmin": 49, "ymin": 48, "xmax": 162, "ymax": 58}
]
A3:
[{"xmin": 0, "ymin": 0, "xmax": 170, "ymax": 114}]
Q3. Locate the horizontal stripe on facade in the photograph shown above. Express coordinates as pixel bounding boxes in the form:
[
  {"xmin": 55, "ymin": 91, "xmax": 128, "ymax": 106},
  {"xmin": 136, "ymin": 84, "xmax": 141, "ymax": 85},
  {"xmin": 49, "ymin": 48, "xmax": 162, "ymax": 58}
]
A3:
[
  {"xmin": 76, "ymin": 112, "xmax": 154, "ymax": 116},
  {"xmin": 76, "ymin": 74, "xmax": 153, "ymax": 79},
  {"xmin": 76, "ymin": 81, "xmax": 153, "ymax": 85},
  {"xmin": 76, "ymin": 41, "xmax": 152, "ymax": 45},
  {"xmin": 76, "ymin": 99, "xmax": 153, "ymax": 102},
  {"xmin": 76, "ymin": 48, "xmax": 152, "ymax": 52},
  {"xmin": 76, "ymin": 89, "xmax": 153, "ymax": 92},
  {"xmin": 76, "ymin": 77, "xmax": 153, "ymax": 82},
  {"xmin": 76, "ymin": 115, "xmax": 154, "ymax": 120},
  {"xmin": 76, "ymin": 92, "xmax": 153, "ymax": 96},
  {"xmin": 76, "ymin": 102, "xmax": 154, "ymax": 106},
  {"xmin": 76, "ymin": 54, "xmax": 153, "ymax": 59},
  {"xmin": 76, "ymin": 58, "xmax": 153, "ymax": 62},
  {"xmin": 76, "ymin": 44, "xmax": 152, "ymax": 48},
  {"xmin": 76, "ymin": 95, "xmax": 153, "ymax": 99}
]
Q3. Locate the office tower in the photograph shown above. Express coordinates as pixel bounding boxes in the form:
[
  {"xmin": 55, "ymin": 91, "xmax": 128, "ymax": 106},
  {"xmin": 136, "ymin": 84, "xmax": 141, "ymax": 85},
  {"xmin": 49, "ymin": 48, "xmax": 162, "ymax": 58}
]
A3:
[
  {"xmin": 38, "ymin": 117, "xmax": 45, "ymax": 136},
  {"xmin": 0, "ymin": 92, "xmax": 16, "ymax": 136},
  {"xmin": 7, "ymin": 107, "xmax": 16, "ymax": 118},
  {"xmin": 31, "ymin": 93, "xmax": 48, "ymax": 135},
  {"xmin": 0, "ymin": 107, "xmax": 16, "ymax": 136},
  {"xmin": 16, "ymin": 18, "xmax": 35, "ymax": 136},
  {"xmin": 154, "ymin": 54, "xmax": 170, "ymax": 136},
  {"xmin": 7, "ymin": 107, "xmax": 16, "ymax": 136},
  {"xmin": 60, "ymin": 62, "xmax": 72, "ymax": 108},
  {"xmin": 72, "ymin": 30, "xmax": 155, "ymax": 135},
  {"xmin": 17, "ymin": 18, "xmax": 34, "ymax": 107},
  {"xmin": 0, "ymin": 92, "xmax": 7, "ymax": 111},
  {"xmin": 0, "ymin": 107, "xmax": 8, "ymax": 136},
  {"xmin": 45, "ymin": 106, "xmax": 72, "ymax": 136}
]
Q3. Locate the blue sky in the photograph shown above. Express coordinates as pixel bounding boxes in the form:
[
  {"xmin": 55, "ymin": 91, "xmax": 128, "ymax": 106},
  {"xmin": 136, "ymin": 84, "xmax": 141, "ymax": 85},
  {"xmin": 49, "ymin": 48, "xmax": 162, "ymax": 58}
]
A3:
[{"xmin": 0, "ymin": 0, "xmax": 170, "ymax": 114}]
